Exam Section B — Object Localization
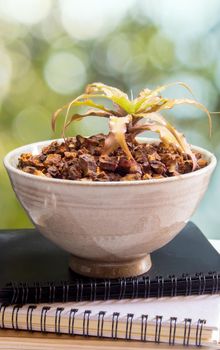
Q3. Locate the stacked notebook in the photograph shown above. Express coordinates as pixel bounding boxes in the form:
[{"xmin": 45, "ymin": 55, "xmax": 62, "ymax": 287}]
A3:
[{"xmin": 0, "ymin": 222, "xmax": 220, "ymax": 347}]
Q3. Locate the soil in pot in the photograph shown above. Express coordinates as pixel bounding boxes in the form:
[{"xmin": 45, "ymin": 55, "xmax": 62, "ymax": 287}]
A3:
[{"xmin": 17, "ymin": 135, "xmax": 207, "ymax": 182}]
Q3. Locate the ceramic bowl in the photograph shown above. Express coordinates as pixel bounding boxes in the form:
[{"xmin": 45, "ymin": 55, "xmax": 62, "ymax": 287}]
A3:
[{"xmin": 4, "ymin": 138, "xmax": 217, "ymax": 278}]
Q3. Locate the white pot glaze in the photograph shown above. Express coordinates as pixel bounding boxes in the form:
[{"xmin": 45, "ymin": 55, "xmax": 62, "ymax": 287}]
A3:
[{"xmin": 4, "ymin": 138, "xmax": 217, "ymax": 277}]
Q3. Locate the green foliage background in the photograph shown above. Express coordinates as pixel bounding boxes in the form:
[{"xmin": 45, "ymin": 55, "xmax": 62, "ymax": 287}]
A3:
[{"xmin": 0, "ymin": 0, "xmax": 220, "ymax": 238}]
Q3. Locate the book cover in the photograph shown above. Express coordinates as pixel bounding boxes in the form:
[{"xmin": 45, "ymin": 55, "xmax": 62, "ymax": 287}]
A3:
[{"xmin": 0, "ymin": 222, "xmax": 219, "ymax": 304}]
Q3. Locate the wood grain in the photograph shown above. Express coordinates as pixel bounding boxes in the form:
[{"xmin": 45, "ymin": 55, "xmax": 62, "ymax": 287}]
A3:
[{"xmin": 0, "ymin": 330, "xmax": 217, "ymax": 350}]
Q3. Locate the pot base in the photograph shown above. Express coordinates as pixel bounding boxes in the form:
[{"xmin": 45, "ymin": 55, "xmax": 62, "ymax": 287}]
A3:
[{"xmin": 69, "ymin": 254, "xmax": 152, "ymax": 278}]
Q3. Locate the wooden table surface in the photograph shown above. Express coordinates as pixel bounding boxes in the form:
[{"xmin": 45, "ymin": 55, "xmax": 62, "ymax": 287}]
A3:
[{"xmin": 0, "ymin": 330, "xmax": 218, "ymax": 350}]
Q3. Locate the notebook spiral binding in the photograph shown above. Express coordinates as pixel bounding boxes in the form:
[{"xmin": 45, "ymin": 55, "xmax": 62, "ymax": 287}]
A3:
[
  {"xmin": 27, "ymin": 305, "xmax": 37, "ymax": 331},
  {"xmin": 0, "ymin": 304, "xmax": 206, "ymax": 346},
  {"xmin": 5, "ymin": 272, "xmax": 219, "ymax": 305}
]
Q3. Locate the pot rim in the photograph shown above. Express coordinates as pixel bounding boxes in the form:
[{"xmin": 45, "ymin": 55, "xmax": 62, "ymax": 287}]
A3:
[{"xmin": 4, "ymin": 137, "xmax": 217, "ymax": 186}]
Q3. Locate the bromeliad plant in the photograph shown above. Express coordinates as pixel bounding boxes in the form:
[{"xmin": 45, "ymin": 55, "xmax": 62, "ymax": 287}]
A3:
[{"xmin": 52, "ymin": 82, "xmax": 211, "ymax": 171}]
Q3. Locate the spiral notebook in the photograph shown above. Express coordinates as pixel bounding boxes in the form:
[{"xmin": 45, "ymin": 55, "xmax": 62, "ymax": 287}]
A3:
[
  {"xmin": 0, "ymin": 295, "xmax": 220, "ymax": 346},
  {"xmin": 0, "ymin": 222, "xmax": 220, "ymax": 304}
]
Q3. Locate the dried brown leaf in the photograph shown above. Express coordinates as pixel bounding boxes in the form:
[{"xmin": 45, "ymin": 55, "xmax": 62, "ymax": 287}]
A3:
[{"xmin": 102, "ymin": 116, "xmax": 133, "ymax": 159}]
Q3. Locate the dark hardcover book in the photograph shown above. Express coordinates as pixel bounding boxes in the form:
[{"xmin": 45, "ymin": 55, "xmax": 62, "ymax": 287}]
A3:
[{"xmin": 0, "ymin": 222, "xmax": 219, "ymax": 304}]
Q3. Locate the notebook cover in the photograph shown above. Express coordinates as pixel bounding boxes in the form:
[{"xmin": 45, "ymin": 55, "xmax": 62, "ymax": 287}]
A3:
[{"xmin": 0, "ymin": 222, "xmax": 219, "ymax": 303}]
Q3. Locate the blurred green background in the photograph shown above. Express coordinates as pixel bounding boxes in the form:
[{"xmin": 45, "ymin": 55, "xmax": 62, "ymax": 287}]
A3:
[{"xmin": 0, "ymin": 0, "xmax": 220, "ymax": 239}]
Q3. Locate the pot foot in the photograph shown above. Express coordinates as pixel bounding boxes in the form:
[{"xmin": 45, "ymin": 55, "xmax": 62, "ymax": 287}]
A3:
[{"xmin": 69, "ymin": 254, "xmax": 152, "ymax": 278}]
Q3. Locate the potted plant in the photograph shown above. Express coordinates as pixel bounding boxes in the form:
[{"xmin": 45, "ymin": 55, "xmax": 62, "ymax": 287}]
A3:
[{"xmin": 4, "ymin": 82, "xmax": 217, "ymax": 278}]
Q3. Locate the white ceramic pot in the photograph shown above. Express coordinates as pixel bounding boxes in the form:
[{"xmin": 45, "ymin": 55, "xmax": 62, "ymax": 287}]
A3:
[{"xmin": 4, "ymin": 138, "xmax": 217, "ymax": 278}]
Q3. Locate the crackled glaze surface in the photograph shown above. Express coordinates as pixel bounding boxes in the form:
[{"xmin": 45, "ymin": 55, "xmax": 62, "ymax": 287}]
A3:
[{"xmin": 4, "ymin": 138, "xmax": 217, "ymax": 278}]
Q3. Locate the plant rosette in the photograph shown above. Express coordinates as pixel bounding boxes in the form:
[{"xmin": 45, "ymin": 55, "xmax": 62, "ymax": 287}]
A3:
[{"xmin": 4, "ymin": 82, "xmax": 217, "ymax": 278}]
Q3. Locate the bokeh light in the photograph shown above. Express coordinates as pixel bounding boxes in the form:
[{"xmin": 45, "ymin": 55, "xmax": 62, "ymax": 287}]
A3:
[
  {"xmin": 107, "ymin": 35, "xmax": 131, "ymax": 73},
  {"xmin": 0, "ymin": 0, "xmax": 52, "ymax": 25},
  {"xmin": 59, "ymin": 0, "xmax": 135, "ymax": 41},
  {"xmin": 140, "ymin": 0, "xmax": 220, "ymax": 41},
  {"xmin": 44, "ymin": 52, "xmax": 87, "ymax": 94},
  {"xmin": 12, "ymin": 105, "xmax": 52, "ymax": 143}
]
